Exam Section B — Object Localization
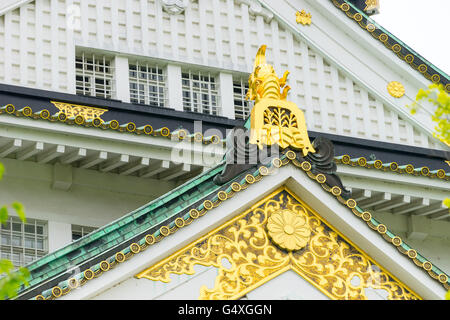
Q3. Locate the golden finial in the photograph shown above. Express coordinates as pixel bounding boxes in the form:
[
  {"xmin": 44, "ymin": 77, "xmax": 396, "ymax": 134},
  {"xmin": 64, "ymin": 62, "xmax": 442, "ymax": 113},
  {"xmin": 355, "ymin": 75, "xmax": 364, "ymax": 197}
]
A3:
[
  {"xmin": 296, "ymin": 10, "xmax": 311, "ymax": 25},
  {"xmin": 246, "ymin": 45, "xmax": 291, "ymax": 103},
  {"xmin": 247, "ymin": 45, "xmax": 315, "ymax": 156}
]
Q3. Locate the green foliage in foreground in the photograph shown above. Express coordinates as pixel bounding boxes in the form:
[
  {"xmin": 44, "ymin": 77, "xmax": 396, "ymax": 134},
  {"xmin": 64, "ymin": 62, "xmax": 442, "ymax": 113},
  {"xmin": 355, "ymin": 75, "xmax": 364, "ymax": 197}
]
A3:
[
  {"xmin": 0, "ymin": 260, "xmax": 30, "ymax": 300},
  {"xmin": 408, "ymin": 84, "xmax": 450, "ymax": 300},
  {"xmin": 408, "ymin": 83, "xmax": 450, "ymax": 146}
]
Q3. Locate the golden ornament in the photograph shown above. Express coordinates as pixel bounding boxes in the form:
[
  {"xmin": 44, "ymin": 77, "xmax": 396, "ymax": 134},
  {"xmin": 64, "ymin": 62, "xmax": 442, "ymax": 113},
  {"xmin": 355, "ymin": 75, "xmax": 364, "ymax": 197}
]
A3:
[
  {"xmin": 136, "ymin": 188, "xmax": 420, "ymax": 300},
  {"xmin": 247, "ymin": 45, "xmax": 315, "ymax": 155},
  {"xmin": 296, "ymin": 10, "xmax": 311, "ymax": 25},
  {"xmin": 387, "ymin": 81, "xmax": 405, "ymax": 98},
  {"xmin": 51, "ymin": 101, "xmax": 108, "ymax": 120},
  {"xmin": 267, "ymin": 209, "xmax": 310, "ymax": 251}
]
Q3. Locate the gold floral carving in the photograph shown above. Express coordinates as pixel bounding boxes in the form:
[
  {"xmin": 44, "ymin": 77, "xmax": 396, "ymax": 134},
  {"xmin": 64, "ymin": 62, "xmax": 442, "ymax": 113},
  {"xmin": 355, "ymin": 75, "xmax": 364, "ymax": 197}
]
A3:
[
  {"xmin": 267, "ymin": 209, "xmax": 310, "ymax": 251},
  {"xmin": 136, "ymin": 187, "xmax": 420, "ymax": 300},
  {"xmin": 295, "ymin": 10, "xmax": 311, "ymax": 25},
  {"xmin": 247, "ymin": 45, "xmax": 315, "ymax": 155},
  {"xmin": 387, "ymin": 81, "xmax": 405, "ymax": 98},
  {"xmin": 51, "ymin": 101, "xmax": 108, "ymax": 120}
]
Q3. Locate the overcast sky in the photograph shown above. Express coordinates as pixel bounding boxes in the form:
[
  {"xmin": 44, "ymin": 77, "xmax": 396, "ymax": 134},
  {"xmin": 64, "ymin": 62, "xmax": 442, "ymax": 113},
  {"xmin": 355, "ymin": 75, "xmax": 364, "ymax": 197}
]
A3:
[{"xmin": 372, "ymin": 0, "xmax": 449, "ymax": 75}]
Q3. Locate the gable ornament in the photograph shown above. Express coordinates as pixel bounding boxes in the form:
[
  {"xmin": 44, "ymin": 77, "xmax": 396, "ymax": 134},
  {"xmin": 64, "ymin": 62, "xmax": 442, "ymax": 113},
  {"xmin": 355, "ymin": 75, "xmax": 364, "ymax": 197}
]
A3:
[
  {"xmin": 387, "ymin": 81, "xmax": 405, "ymax": 98},
  {"xmin": 295, "ymin": 10, "xmax": 312, "ymax": 25},
  {"xmin": 161, "ymin": 0, "xmax": 188, "ymax": 15},
  {"xmin": 246, "ymin": 45, "xmax": 315, "ymax": 156}
]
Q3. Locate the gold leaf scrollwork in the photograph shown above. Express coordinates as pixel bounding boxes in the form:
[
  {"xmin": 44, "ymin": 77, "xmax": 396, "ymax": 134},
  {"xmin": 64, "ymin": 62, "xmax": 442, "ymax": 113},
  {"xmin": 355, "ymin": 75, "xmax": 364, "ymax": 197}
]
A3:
[
  {"xmin": 51, "ymin": 101, "xmax": 108, "ymax": 121},
  {"xmin": 136, "ymin": 188, "xmax": 420, "ymax": 300}
]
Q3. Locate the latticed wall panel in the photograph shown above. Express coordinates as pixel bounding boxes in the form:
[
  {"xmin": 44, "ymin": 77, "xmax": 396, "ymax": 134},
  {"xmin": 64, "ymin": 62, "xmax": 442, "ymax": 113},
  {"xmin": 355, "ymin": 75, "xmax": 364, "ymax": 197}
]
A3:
[{"xmin": 0, "ymin": 0, "xmax": 438, "ymax": 149}]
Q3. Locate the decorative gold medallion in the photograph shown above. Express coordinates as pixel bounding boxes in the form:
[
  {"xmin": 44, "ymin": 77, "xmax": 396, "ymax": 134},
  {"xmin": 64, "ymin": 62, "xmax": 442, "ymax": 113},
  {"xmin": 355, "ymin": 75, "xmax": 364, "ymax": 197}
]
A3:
[
  {"xmin": 387, "ymin": 81, "xmax": 405, "ymax": 98},
  {"xmin": 246, "ymin": 45, "xmax": 315, "ymax": 155},
  {"xmin": 364, "ymin": 0, "xmax": 379, "ymax": 11},
  {"xmin": 51, "ymin": 101, "xmax": 108, "ymax": 121},
  {"xmin": 136, "ymin": 188, "xmax": 420, "ymax": 300},
  {"xmin": 267, "ymin": 209, "xmax": 310, "ymax": 251},
  {"xmin": 296, "ymin": 10, "xmax": 311, "ymax": 25}
]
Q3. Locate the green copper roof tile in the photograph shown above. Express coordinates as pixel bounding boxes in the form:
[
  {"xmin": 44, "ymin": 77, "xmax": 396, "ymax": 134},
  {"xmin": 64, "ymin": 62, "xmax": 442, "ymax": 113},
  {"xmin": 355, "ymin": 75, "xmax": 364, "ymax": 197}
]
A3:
[{"xmin": 17, "ymin": 163, "xmax": 228, "ymax": 297}]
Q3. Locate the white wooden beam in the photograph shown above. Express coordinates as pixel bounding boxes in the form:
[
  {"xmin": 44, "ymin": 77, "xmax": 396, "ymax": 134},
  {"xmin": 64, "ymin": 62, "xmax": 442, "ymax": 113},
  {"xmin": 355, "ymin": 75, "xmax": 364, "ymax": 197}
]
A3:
[
  {"xmin": 392, "ymin": 198, "xmax": 430, "ymax": 215},
  {"xmin": 178, "ymin": 165, "xmax": 206, "ymax": 182},
  {"xmin": 50, "ymin": 0, "xmax": 59, "ymax": 91},
  {"xmin": 37, "ymin": 145, "xmax": 65, "ymax": 164},
  {"xmin": 219, "ymin": 72, "xmax": 235, "ymax": 119},
  {"xmin": 79, "ymin": 151, "xmax": 108, "ymax": 169},
  {"xmin": 120, "ymin": 157, "xmax": 150, "ymax": 176},
  {"xmin": 140, "ymin": 160, "xmax": 170, "ymax": 178},
  {"xmin": 415, "ymin": 202, "xmax": 448, "ymax": 217},
  {"xmin": 357, "ymin": 192, "xmax": 391, "ymax": 209},
  {"xmin": 432, "ymin": 211, "xmax": 450, "ymax": 221},
  {"xmin": 0, "ymin": 139, "xmax": 22, "ymax": 158},
  {"xmin": 140, "ymin": 0, "xmax": 149, "ymax": 55},
  {"xmin": 352, "ymin": 189, "xmax": 371, "ymax": 202},
  {"xmin": 374, "ymin": 195, "xmax": 411, "ymax": 212},
  {"xmin": 100, "ymin": 154, "xmax": 129, "ymax": 173},
  {"xmin": 159, "ymin": 163, "xmax": 190, "ymax": 181},
  {"xmin": 60, "ymin": 148, "xmax": 87, "ymax": 165},
  {"xmin": 16, "ymin": 142, "xmax": 44, "ymax": 161}
]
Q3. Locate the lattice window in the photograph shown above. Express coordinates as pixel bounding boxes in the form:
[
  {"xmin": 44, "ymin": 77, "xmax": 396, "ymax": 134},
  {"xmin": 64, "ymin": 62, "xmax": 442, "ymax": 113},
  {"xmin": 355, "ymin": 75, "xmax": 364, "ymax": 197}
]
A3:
[
  {"xmin": 0, "ymin": 217, "xmax": 47, "ymax": 267},
  {"xmin": 233, "ymin": 77, "xmax": 252, "ymax": 120},
  {"xmin": 182, "ymin": 70, "xmax": 220, "ymax": 115},
  {"xmin": 129, "ymin": 62, "xmax": 167, "ymax": 107},
  {"xmin": 75, "ymin": 52, "xmax": 114, "ymax": 99},
  {"xmin": 71, "ymin": 224, "xmax": 97, "ymax": 242}
]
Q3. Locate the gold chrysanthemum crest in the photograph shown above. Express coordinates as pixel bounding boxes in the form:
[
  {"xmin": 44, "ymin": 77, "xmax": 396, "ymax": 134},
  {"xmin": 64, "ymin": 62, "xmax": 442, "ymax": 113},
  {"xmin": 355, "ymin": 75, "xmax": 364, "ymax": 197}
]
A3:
[
  {"xmin": 387, "ymin": 81, "xmax": 405, "ymax": 98},
  {"xmin": 296, "ymin": 10, "xmax": 311, "ymax": 25},
  {"xmin": 266, "ymin": 209, "xmax": 311, "ymax": 251}
]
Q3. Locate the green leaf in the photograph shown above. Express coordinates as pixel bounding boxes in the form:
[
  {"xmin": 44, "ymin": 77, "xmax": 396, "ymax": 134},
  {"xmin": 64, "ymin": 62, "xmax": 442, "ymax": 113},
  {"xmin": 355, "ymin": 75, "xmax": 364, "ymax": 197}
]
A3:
[
  {"xmin": 0, "ymin": 206, "xmax": 8, "ymax": 224},
  {"xmin": 0, "ymin": 162, "xmax": 4, "ymax": 180},
  {"xmin": 18, "ymin": 267, "xmax": 30, "ymax": 286},
  {"xmin": 0, "ymin": 259, "xmax": 14, "ymax": 274},
  {"xmin": 416, "ymin": 88, "xmax": 428, "ymax": 101},
  {"xmin": 11, "ymin": 202, "xmax": 26, "ymax": 223}
]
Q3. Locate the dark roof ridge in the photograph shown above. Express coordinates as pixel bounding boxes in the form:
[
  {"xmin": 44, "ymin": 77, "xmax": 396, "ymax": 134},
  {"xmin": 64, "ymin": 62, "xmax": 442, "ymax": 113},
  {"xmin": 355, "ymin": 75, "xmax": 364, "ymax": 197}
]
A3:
[{"xmin": 330, "ymin": 0, "xmax": 449, "ymax": 92}]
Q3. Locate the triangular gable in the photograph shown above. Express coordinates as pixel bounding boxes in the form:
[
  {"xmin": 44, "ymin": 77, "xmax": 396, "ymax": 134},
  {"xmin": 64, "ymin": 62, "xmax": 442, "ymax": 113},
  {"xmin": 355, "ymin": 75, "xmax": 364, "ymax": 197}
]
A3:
[{"xmin": 136, "ymin": 185, "xmax": 420, "ymax": 300}]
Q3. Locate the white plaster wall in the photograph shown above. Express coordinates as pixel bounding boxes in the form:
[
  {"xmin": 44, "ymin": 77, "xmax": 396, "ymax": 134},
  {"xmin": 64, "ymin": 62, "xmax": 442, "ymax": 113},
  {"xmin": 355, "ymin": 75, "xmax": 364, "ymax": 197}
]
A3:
[
  {"xmin": 0, "ymin": 157, "xmax": 176, "ymax": 251},
  {"xmin": 47, "ymin": 220, "xmax": 72, "ymax": 252},
  {"xmin": 0, "ymin": 0, "xmax": 441, "ymax": 149},
  {"xmin": 92, "ymin": 267, "xmax": 333, "ymax": 300}
]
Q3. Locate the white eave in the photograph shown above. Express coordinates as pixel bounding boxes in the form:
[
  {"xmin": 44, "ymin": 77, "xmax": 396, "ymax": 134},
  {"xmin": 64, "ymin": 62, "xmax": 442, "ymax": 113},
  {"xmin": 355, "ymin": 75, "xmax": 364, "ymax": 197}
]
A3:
[{"xmin": 0, "ymin": 0, "xmax": 33, "ymax": 16}]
